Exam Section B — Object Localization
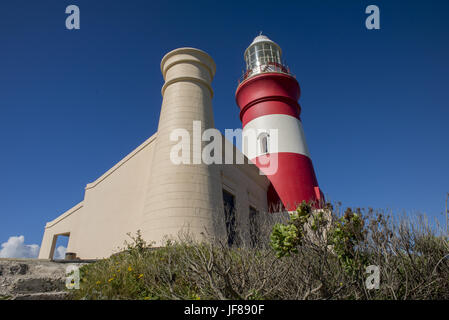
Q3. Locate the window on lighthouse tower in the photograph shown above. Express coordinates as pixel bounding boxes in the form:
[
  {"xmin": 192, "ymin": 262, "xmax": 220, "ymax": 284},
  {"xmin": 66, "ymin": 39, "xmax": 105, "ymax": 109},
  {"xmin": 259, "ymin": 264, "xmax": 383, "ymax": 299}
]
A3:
[{"xmin": 258, "ymin": 132, "xmax": 269, "ymax": 154}]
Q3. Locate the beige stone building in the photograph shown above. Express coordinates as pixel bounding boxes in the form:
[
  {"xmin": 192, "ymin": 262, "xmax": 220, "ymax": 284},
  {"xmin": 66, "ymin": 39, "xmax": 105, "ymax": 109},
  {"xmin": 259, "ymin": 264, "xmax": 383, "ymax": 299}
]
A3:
[{"xmin": 38, "ymin": 48, "xmax": 273, "ymax": 260}]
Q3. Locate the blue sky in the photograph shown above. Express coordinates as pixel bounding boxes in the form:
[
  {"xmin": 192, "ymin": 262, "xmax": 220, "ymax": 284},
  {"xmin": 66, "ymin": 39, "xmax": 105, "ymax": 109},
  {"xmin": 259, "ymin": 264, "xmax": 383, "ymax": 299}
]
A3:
[{"xmin": 0, "ymin": 0, "xmax": 448, "ymax": 252}]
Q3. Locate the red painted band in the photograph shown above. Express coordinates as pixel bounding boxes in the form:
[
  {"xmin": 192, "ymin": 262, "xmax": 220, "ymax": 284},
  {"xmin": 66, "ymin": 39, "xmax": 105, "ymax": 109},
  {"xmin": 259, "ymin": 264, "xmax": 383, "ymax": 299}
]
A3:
[
  {"xmin": 252, "ymin": 152, "xmax": 322, "ymax": 211},
  {"xmin": 236, "ymin": 73, "xmax": 301, "ymax": 122}
]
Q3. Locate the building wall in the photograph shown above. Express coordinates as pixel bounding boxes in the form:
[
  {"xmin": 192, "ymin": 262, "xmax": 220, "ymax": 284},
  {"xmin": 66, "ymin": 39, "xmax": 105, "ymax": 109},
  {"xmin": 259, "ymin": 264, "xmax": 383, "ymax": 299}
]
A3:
[
  {"xmin": 38, "ymin": 202, "xmax": 84, "ymax": 260},
  {"xmin": 38, "ymin": 135, "xmax": 270, "ymax": 259},
  {"xmin": 38, "ymin": 48, "xmax": 271, "ymax": 260},
  {"xmin": 38, "ymin": 134, "xmax": 157, "ymax": 259},
  {"xmin": 218, "ymin": 137, "xmax": 270, "ymax": 242},
  {"xmin": 72, "ymin": 134, "xmax": 157, "ymax": 258}
]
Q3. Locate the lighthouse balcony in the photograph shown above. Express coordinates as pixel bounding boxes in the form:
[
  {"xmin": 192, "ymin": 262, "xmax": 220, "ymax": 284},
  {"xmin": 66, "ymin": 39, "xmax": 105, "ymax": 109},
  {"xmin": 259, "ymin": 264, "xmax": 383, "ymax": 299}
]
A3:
[{"xmin": 238, "ymin": 62, "xmax": 294, "ymax": 84}]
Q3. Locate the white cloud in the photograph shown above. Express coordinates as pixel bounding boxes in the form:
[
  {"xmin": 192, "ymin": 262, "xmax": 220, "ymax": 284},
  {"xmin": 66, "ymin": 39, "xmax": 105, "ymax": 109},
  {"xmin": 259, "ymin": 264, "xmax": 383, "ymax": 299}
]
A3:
[
  {"xmin": 0, "ymin": 235, "xmax": 40, "ymax": 259},
  {"xmin": 54, "ymin": 245, "xmax": 67, "ymax": 260}
]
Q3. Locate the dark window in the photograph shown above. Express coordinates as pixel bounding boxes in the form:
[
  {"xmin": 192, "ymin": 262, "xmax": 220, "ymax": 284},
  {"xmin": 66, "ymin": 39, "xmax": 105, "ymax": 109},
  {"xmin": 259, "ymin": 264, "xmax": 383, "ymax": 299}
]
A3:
[
  {"xmin": 223, "ymin": 189, "xmax": 236, "ymax": 247},
  {"xmin": 249, "ymin": 206, "xmax": 259, "ymax": 248}
]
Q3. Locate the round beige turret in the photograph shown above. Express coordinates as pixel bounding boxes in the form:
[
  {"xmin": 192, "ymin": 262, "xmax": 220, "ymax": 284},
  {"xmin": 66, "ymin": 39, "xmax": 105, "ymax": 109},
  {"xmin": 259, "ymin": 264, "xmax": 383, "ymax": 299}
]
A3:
[{"xmin": 141, "ymin": 48, "xmax": 222, "ymax": 245}]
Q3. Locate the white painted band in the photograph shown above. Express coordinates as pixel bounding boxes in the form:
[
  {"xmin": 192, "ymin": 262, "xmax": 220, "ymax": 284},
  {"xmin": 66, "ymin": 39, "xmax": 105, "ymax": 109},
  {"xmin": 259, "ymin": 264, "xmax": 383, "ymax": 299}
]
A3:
[{"xmin": 242, "ymin": 114, "xmax": 311, "ymax": 159}]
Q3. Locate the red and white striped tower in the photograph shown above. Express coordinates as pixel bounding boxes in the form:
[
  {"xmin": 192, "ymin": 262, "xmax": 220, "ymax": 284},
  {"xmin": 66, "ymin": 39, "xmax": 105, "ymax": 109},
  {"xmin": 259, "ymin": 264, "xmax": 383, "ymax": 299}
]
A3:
[{"xmin": 236, "ymin": 35, "xmax": 323, "ymax": 211}]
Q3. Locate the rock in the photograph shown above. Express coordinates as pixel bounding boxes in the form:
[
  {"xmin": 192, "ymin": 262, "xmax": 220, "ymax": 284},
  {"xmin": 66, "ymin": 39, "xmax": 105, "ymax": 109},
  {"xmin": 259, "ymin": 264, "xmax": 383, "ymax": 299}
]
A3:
[
  {"xmin": 9, "ymin": 263, "xmax": 28, "ymax": 275},
  {"xmin": 13, "ymin": 292, "xmax": 68, "ymax": 300},
  {"xmin": 12, "ymin": 278, "xmax": 65, "ymax": 294},
  {"xmin": 0, "ymin": 258, "xmax": 92, "ymax": 300}
]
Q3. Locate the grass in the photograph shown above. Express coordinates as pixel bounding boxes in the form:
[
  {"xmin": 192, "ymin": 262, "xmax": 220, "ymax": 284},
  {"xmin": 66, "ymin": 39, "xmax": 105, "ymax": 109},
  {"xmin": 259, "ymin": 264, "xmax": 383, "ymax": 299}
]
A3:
[{"xmin": 69, "ymin": 203, "xmax": 449, "ymax": 300}]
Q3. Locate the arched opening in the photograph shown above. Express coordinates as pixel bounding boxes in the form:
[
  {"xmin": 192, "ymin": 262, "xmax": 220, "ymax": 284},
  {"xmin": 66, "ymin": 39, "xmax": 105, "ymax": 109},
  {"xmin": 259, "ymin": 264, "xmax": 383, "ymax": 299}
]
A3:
[{"xmin": 258, "ymin": 132, "xmax": 270, "ymax": 155}]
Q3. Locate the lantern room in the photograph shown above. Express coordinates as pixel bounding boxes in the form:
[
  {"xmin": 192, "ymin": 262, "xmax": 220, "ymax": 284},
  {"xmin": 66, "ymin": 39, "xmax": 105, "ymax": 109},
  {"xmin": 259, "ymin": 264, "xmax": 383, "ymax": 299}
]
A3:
[{"xmin": 241, "ymin": 34, "xmax": 290, "ymax": 82}]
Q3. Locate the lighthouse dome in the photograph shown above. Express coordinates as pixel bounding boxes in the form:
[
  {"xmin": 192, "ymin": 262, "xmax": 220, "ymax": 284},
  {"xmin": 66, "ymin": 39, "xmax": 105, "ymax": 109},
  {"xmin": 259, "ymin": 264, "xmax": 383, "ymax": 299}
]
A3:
[
  {"xmin": 250, "ymin": 34, "xmax": 271, "ymax": 45},
  {"xmin": 245, "ymin": 34, "xmax": 282, "ymax": 56}
]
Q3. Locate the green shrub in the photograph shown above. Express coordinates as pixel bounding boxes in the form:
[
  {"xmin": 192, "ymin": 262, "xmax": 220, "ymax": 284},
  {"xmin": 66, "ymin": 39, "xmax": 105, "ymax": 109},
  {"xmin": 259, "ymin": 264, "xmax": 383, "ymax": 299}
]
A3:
[
  {"xmin": 328, "ymin": 208, "xmax": 367, "ymax": 275},
  {"xmin": 269, "ymin": 201, "xmax": 312, "ymax": 257}
]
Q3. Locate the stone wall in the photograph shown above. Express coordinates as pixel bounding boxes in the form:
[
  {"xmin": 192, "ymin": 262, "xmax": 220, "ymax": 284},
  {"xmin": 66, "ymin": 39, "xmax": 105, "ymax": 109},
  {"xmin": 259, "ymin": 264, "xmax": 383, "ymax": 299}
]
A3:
[{"xmin": 0, "ymin": 258, "xmax": 89, "ymax": 300}]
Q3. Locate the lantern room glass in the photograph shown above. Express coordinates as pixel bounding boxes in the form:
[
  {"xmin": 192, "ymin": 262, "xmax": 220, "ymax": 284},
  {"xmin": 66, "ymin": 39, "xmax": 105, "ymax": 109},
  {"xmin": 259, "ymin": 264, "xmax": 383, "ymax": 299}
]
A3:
[
  {"xmin": 245, "ymin": 42, "xmax": 282, "ymax": 70},
  {"xmin": 240, "ymin": 40, "xmax": 291, "ymax": 82}
]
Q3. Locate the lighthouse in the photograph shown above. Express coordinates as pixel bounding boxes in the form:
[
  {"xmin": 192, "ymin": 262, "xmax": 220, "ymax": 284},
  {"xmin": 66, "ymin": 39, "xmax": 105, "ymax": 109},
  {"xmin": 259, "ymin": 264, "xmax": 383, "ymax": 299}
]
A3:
[{"xmin": 236, "ymin": 35, "xmax": 323, "ymax": 211}]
